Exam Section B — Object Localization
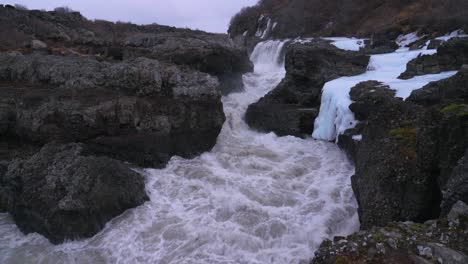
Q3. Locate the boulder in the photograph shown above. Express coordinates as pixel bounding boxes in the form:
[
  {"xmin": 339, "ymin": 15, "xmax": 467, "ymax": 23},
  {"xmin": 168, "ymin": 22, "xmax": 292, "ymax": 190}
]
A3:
[
  {"xmin": 407, "ymin": 68, "xmax": 468, "ymax": 106},
  {"xmin": 400, "ymin": 38, "xmax": 468, "ymax": 79},
  {"xmin": 0, "ymin": 52, "xmax": 225, "ymax": 167},
  {"xmin": 124, "ymin": 33, "xmax": 253, "ymax": 94},
  {"xmin": 447, "ymin": 201, "xmax": 468, "ymax": 222},
  {"xmin": 4, "ymin": 143, "xmax": 148, "ymax": 244},
  {"xmin": 246, "ymin": 40, "xmax": 369, "ymax": 137}
]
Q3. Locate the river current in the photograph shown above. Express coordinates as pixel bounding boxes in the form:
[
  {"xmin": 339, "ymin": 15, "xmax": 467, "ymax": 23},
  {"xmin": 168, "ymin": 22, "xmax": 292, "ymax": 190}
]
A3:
[{"xmin": 0, "ymin": 40, "xmax": 357, "ymax": 264}]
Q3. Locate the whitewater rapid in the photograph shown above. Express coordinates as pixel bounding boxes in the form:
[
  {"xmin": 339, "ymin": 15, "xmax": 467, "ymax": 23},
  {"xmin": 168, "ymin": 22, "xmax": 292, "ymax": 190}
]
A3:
[{"xmin": 0, "ymin": 40, "xmax": 357, "ymax": 264}]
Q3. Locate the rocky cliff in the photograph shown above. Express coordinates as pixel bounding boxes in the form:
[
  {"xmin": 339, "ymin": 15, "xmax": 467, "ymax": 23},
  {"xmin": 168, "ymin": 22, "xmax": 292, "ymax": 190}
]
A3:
[
  {"xmin": 229, "ymin": 0, "xmax": 468, "ymax": 47},
  {"xmin": 0, "ymin": 5, "xmax": 251, "ymax": 244},
  {"xmin": 246, "ymin": 39, "xmax": 369, "ymax": 137}
]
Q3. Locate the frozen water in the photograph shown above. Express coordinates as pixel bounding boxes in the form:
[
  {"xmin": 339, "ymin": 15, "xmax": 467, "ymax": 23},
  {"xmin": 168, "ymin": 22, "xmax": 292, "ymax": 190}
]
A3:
[
  {"xmin": 312, "ymin": 43, "xmax": 458, "ymax": 142},
  {"xmin": 436, "ymin": 29, "xmax": 468, "ymax": 41},
  {"xmin": 0, "ymin": 40, "xmax": 358, "ymax": 264},
  {"xmin": 324, "ymin": 37, "xmax": 367, "ymax": 51}
]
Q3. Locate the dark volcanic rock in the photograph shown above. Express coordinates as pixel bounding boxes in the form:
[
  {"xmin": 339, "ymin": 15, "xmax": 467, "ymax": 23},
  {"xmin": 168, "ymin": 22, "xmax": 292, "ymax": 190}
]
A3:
[
  {"xmin": 0, "ymin": 52, "xmax": 225, "ymax": 167},
  {"xmin": 407, "ymin": 66, "xmax": 468, "ymax": 106},
  {"xmin": 4, "ymin": 143, "xmax": 148, "ymax": 244},
  {"xmin": 124, "ymin": 33, "xmax": 253, "ymax": 95},
  {"xmin": 342, "ymin": 70, "xmax": 468, "ymax": 229},
  {"xmin": 246, "ymin": 40, "xmax": 369, "ymax": 137},
  {"xmin": 312, "ymin": 205, "xmax": 468, "ymax": 264},
  {"xmin": 0, "ymin": 6, "xmax": 252, "ymax": 95},
  {"xmin": 342, "ymin": 81, "xmax": 442, "ymax": 228},
  {"xmin": 400, "ymin": 38, "xmax": 468, "ymax": 79},
  {"xmin": 442, "ymin": 150, "xmax": 468, "ymax": 215}
]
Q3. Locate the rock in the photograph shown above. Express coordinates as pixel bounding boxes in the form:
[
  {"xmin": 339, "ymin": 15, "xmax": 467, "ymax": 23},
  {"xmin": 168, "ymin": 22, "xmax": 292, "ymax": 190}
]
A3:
[
  {"xmin": 408, "ymin": 70, "xmax": 468, "ymax": 106},
  {"xmin": 312, "ymin": 218, "xmax": 468, "ymax": 264},
  {"xmin": 342, "ymin": 81, "xmax": 442, "ymax": 228},
  {"xmin": 447, "ymin": 201, "xmax": 468, "ymax": 222},
  {"xmin": 0, "ymin": 52, "xmax": 225, "ymax": 167},
  {"xmin": 442, "ymin": 152, "xmax": 468, "ymax": 216},
  {"xmin": 124, "ymin": 32, "xmax": 253, "ymax": 95},
  {"xmin": 362, "ymin": 33, "xmax": 400, "ymax": 54},
  {"xmin": 340, "ymin": 70, "xmax": 468, "ymax": 228},
  {"xmin": 400, "ymin": 38, "xmax": 468, "ymax": 79},
  {"xmin": 31, "ymin": 39, "xmax": 47, "ymax": 49},
  {"xmin": 246, "ymin": 40, "xmax": 369, "ymax": 137},
  {"xmin": 427, "ymin": 39, "xmax": 444, "ymax": 50},
  {"xmin": 0, "ymin": 7, "xmax": 252, "ymax": 95},
  {"xmin": 425, "ymin": 243, "xmax": 468, "ymax": 264},
  {"xmin": 4, "ymin": 143, "xmax": 148, "ymax": 244}
]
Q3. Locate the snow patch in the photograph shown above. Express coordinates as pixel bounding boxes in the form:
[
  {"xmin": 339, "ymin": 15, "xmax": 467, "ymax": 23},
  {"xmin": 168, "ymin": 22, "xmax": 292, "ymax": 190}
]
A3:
[
  {"xmin": 312, "ymin": 43, "xmax": 457, "ymax": 142},
  {"xmin": 396, "ymin": 32, "xmax": 423, "ymax": 49},
  {"xmin": 436, "ymin": 29, "xmax": 468, "ymax": 41},
  {"xmin": 324, "ymin": 37, "xmax": 367, "ymax": 51},
  {"xmin": 352, "ymin": 135, "xmax": 363, "ymax": 141}
]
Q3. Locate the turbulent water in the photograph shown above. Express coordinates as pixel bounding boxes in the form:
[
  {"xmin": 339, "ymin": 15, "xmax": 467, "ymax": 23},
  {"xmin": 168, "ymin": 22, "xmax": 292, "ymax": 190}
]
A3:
[{"xmin": 0, "ymin": 40, "xmax": 357, "ymax": 264}]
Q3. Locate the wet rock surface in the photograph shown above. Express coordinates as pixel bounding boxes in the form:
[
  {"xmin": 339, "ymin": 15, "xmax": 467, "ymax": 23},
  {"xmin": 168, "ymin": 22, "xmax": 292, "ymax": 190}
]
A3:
[
  {"xmin": 400, "ymin": 38, "xmax": 468, "ymax": 79},
  {"xmin": 0, "ymin": 52, "xmax": 225, "ymax": 168},
  {"xmin": 312, "ymin": 202, "xmax": 468, "ymax": 264},
  {"xmin": 3, "ymin": 143, "xmax": 148, "ymax": 244},
  {"xmin": 246, "ymin": 40, "xmax": 369, "ymax": 137}
]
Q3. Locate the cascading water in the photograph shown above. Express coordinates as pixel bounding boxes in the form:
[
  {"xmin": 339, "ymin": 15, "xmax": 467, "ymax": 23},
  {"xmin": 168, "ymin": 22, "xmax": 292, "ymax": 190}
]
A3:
[{"xmin": 0, "ymin": 40, "xmax": 357, "ymax": 264}]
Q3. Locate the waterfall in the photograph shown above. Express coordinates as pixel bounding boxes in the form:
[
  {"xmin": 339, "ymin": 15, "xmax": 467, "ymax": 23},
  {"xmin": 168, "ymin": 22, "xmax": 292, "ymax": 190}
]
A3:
[{"xmin": 0, "ymin": 41, "xmax": 357, "ymax": 264}]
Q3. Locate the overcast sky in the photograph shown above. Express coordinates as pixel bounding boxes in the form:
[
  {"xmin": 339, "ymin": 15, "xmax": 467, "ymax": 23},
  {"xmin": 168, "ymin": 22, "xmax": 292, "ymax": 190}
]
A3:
[{"xmin": 2, "ymin": 0, "xmax": 258, "ymax": 33}]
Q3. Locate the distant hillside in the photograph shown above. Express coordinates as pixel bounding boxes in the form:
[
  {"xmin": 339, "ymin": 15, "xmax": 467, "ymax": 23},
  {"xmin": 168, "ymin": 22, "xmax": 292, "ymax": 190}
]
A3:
[{"xmin": 229, "ymin": 0, "xmax": 468, "ymax": 40}]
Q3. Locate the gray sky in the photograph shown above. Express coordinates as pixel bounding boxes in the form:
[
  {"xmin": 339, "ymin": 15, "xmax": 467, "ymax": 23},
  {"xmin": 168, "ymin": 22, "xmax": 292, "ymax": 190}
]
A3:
[{"xmin": 2, "ymin": 0, "xmax": 258, "ymax": 33}]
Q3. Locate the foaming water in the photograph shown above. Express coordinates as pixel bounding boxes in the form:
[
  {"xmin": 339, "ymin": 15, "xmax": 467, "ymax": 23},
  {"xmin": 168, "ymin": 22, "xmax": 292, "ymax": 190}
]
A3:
[{"xmin": 0, "ymin": 40, "xmax": 358, "ymax": 264}]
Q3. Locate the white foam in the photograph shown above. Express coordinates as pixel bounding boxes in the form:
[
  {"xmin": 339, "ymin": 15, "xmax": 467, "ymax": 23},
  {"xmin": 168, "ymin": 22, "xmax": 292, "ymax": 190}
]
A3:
[
  {"xmin": 0, "ymin": 41, "xmax": 358, "ymax": 264},
  {"xmin": 312, "ymin": 46, "xmax": 457, "ymax": 142}
]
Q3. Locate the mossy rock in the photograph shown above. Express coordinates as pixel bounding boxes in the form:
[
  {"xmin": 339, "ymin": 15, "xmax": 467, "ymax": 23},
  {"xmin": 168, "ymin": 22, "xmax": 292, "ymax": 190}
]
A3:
[
  {"xmin": 389, "ymin": 126, "xmax": 418, "ymax": 159},
  {"xmin": 440, "ymin": 104, "xmax": 468, "ymax": 115}
]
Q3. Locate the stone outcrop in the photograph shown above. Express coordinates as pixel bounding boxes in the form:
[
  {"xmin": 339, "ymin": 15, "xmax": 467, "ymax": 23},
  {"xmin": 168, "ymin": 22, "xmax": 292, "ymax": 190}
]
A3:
[
  {"xmin": 338, "ymin": 69, "xmax": 468, "ymax": 229},
  {"xmin": 124, "ymin": 32, "xmax": 253, "ymax": 95},
  {"xmin": 0, "ymin": 5, "xmax": 244, "ymax": 244},
  {"xmin": 0, "ymin": 52, "xmax": 225, "ymax": 168},
  {"xmin": 246, "ymin": 40, "xmax": 369, "ymax": 137},
  {"xmin": 312, "ymin": 202, "xmax": 468, "ymax": 264},
  {"xmin": 400, "ymin": 38, "xmax": 468, "ymax": 79},
  {"xmin": 3, "ymin": 143, "xmax": 148, "ymax": 244},
  {"xmin": 0, "ymin": 5, "xmax": 252, "ymax": 95},
  {"xmin": 340, "ymin": 81, "xmax": 441, "ymax": 228}
]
